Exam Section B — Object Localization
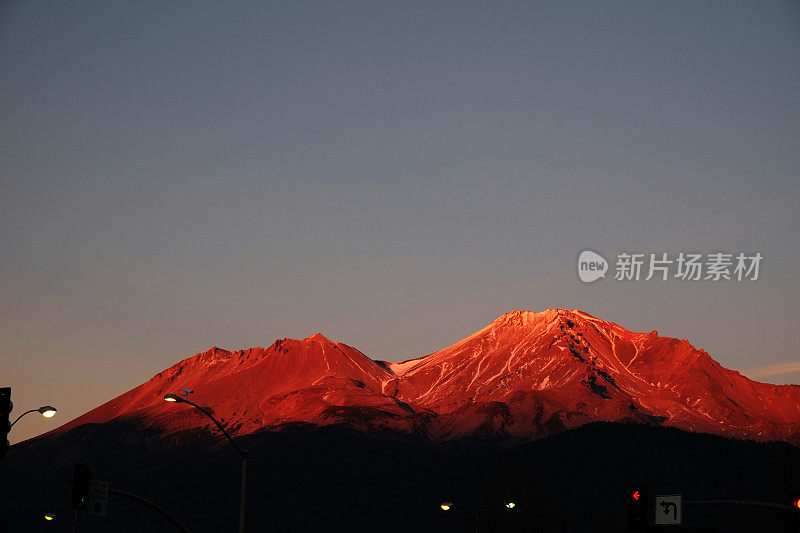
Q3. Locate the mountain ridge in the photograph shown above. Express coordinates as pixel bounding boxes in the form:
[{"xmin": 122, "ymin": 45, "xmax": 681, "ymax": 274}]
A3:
[{"xmin": 45, "ymin": 308, "xmax": 800, "ymax": 445}]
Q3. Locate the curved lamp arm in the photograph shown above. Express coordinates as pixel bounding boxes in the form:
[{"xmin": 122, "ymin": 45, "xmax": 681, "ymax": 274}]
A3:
[
  {"xmin": 10, "ymin": 409, "xmax": 39, "ymax": 428},
  {"xmin": 165, "ymin": 395, "xmax": 245, "ymax": 458}
]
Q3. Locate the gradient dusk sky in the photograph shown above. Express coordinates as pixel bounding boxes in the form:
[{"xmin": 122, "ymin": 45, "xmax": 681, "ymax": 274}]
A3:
[{"xmin": 2, "ymin": 1, "xmax": 799, "ymax": 443}]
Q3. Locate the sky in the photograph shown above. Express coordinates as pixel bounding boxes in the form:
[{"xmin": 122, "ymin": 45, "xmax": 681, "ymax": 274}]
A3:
[{"xmin": 2, "ymin": 0, "xmax": 799, "ymax": 443}]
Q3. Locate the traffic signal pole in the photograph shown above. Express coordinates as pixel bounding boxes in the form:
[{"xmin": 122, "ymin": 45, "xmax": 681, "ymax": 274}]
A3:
[
  {"xmin": 239, "ymin": 452, "xmax": 248, "ymax": 533},
  {"xmin": 685, "ymin": 499, "xmax": 799, "ymax": 512},
  {"xmin": 1, "ymin": 387, "xmax": 11, "ymax": 462},
  {"xmin": 108, "ymin": 487, "xmax": 193, "ymax": 533},
  {"xmin": 66, "ymin": 474, "xmax": 192, "ymax": 532}
]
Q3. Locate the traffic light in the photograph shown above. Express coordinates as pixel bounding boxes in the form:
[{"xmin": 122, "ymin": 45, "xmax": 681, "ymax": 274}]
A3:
[
  {"xmin": 0, "ymin": 387, "xmax": 11, "ymax": 461},
  {"xmin": 793, "ymin": 498, "xmax": 800, "ymax": 533},
  {"xmin": 70, "ymin": 463, "xmax": 92, "ymax": 510},
  {"xmin": 628, "ymin": 486, "xmax": 647, "ymax": 531}
]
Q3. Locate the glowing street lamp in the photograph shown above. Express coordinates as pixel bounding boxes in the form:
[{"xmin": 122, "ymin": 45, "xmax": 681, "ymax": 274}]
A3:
[
  {"xmin": 44, "ymin": 513, "xmax": 55, "ymax": 521},
  {"xmin": 440, "ymin": 502, "xmax": 453, "ymax": 511},
  {"xmin": 10, "ymin": 405, "xmax": 57, "ymax": 428},
  {"xmin": 163, "ymin": 392, "xmax": 247, "ymax": 533}
]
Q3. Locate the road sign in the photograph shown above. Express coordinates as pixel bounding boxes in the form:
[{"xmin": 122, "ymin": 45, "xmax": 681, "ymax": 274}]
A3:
[
  {"xmin": 655, "ymin": 494, "xmax": 682, "ymax": 525},
  {"xmin": 87, "ymin": 479, "xmax": 109, "ymax": 517}
]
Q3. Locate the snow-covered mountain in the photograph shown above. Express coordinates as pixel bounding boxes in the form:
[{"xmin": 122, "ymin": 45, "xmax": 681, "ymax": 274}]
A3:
[{"xmin": 49, "ymin": 309, "xmax": 800, "ymax": 445}]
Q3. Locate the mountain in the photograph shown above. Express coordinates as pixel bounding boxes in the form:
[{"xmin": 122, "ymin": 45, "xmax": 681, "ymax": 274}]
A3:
[
  {"xmin": 47, "ymin": 309, "xmax": 800, "ymax": 445},
  {"xmin": 391, "ymin": 309, "xmax": 800, "ymax": 443},
  {"xmin": 6, "ymin": 309, "xmax": 800, "ymax": 532},
  {"xmin": 53, "ymin": 333, "xmax": 425, "ymax": 441}
]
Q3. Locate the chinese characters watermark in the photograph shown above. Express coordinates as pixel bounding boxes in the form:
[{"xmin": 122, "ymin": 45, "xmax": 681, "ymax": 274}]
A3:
[{"xmin": 577, "ymin": 251, "xmax": 762, "ymax": 283}]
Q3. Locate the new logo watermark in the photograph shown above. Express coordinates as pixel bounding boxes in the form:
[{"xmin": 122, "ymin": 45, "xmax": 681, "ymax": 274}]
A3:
[
  {"xmin": 577, "ymin": 251, "xmax": 762, "ymax": 283},
  {"xmin": 577, "ymin": 250, "xmax": 608, "ymax": 283}
]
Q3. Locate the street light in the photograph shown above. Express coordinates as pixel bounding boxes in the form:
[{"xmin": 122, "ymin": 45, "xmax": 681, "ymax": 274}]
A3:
[
  {"xmin": 10, "ymin": 405, "xmax": 58, "ymax": 428},
  {"xmin": 44, "ymin": 513, "xmax": 55, "ymax": 521},
  {"xmin": 163, "ymin": 393, "xmax": 247, "ymax": 533},
  {"xmin": 440, "ymin": 502, "xmax": 453, "ymax": 511}
]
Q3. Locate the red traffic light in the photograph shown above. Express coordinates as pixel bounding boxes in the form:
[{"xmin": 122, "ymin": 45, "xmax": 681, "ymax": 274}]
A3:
[
  {"xmin": 629, "ymin": 486, "xmax": 647, "ymax": 530},
  {"xmin": 793, "ymin": 498, "xmax": 800, "ymax": 510}
]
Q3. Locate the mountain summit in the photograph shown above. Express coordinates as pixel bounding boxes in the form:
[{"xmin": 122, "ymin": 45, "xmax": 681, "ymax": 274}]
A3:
[{"xmin": 50, "ymin": 309, "xmax": 800, "ymax": 445}]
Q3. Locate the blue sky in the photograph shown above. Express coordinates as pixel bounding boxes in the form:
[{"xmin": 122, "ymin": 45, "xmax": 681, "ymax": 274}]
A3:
[{"xmin": 2, "ymin": 1, "xmax": 799, "ymax": 442}]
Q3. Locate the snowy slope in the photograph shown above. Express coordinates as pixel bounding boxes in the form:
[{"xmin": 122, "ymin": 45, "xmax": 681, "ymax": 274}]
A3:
[{"xmin": 47, "ymin": 310, "xmax": 800, "ymax": 445}]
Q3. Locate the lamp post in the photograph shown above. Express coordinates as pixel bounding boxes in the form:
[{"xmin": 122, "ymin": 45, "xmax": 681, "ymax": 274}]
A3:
[
  {"xmin": 164, "ymin": 393, "xmax": 247, "ymax": 533},
  {"xmin": 10, "ymin": 406, "xmax": 58, "ymax": 428}
]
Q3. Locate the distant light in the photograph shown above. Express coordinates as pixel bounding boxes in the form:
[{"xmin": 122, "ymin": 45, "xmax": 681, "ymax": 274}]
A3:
[
  {"xmin": 505, "ymin": 502, "xmax": 516, "ymax": 509},
  {"xmin": 440, "ymin": 502, "xmax": 453, "ymax": 511},
  {"xmin": 794, "ymin": 497, "xmax": 800, "ymax": 510},
  {"xmin": 164, "ymin": 393, "xmax": 183, "ymax": 403},
  {"xmin": 39, "ymin": 406, "xmax": 57, "ymax": 418},
  {"xmin": 44, "ymin": 513, "xmax": 55, "ymax": 521}
]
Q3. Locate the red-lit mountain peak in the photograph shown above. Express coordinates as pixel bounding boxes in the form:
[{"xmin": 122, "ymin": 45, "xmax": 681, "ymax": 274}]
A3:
[
  {"xmin": 48, "ymin": 309, "xmax": 800, "ymax": 446},
  {"xmin": 390, "ymin": 309, "xmax": 800, "ymax": 442},
  {"xmin": 304, "ymin": 332, "xmax": 330, "ymax": 342},
  {"xmin": 391, "ymin": 309, "xmax": 591, "ymax": 406},
  {"xmin": 52, "ymin": 333, "xmax": 405, "ymax": 439}
]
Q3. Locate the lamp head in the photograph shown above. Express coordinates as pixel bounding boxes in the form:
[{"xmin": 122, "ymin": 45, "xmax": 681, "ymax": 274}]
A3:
[
  {"xmin": 163, "ymin": 393, "xmax": 183, "ymax": 403},
  {"xmin": 38, "ymin": 406, "xmax": 57, "ymax": 418}
]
